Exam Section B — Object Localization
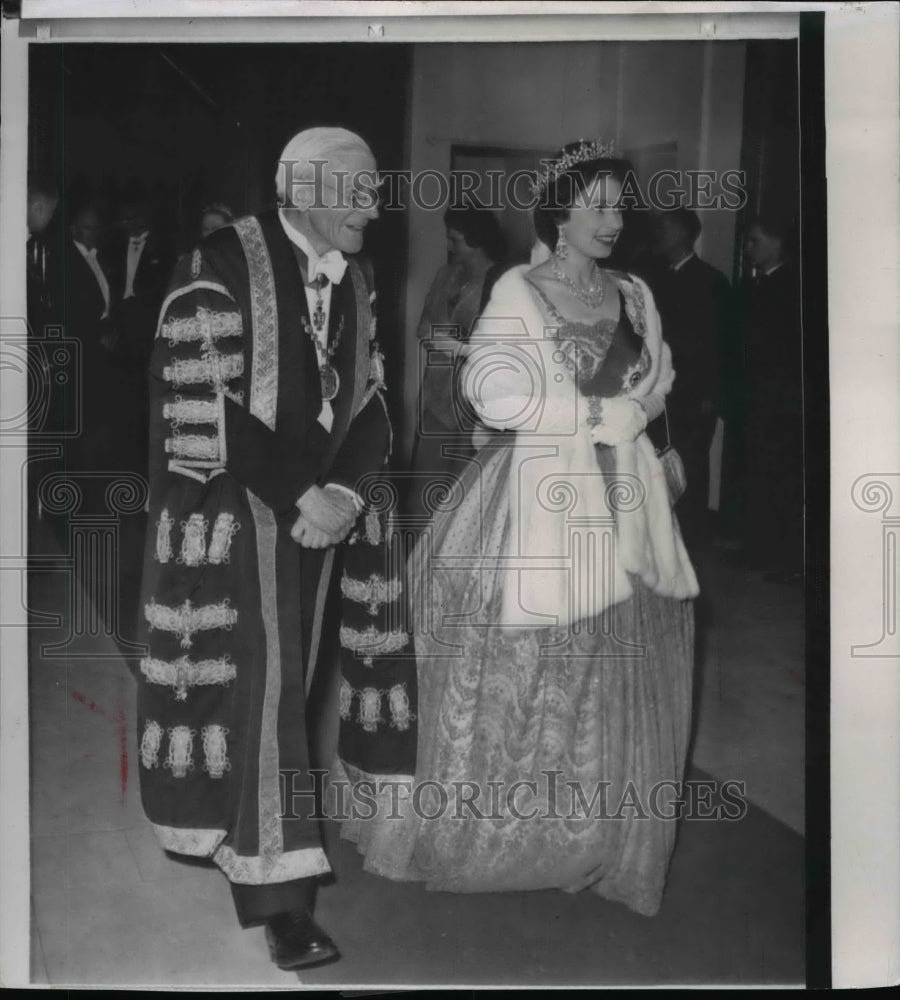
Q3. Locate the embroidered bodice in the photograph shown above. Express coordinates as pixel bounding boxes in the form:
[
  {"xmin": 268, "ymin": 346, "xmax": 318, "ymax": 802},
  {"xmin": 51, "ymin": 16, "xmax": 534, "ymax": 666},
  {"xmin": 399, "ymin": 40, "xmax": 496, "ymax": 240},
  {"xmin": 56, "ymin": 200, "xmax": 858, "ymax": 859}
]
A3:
[{"xmin": 526, "ymin": 279, "xmax": 651, "ymax": 399}]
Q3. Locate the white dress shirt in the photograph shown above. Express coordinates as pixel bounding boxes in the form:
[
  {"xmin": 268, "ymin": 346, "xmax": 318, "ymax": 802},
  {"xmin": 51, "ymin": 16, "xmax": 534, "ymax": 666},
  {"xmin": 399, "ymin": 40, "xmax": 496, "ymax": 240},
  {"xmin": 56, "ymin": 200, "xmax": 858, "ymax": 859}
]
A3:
[
  {"xmin": 74, "ymin": 240, "xmax": 110, "ymax": 318},
  {"xmin": 124, "ymin": 230, "xmax": 149, "ymax": 299},
  {"xmin": 277, "ymin": 210, "xmax": 362, "ymax": 514}
]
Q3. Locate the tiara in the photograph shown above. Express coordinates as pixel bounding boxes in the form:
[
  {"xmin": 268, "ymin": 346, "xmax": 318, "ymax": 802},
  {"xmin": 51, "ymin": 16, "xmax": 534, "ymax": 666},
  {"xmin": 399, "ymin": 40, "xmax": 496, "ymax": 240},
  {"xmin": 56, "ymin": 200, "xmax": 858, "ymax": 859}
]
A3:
[{"xmin": 534, "ymin": 138, "xmax": 617, "ymax": 195}]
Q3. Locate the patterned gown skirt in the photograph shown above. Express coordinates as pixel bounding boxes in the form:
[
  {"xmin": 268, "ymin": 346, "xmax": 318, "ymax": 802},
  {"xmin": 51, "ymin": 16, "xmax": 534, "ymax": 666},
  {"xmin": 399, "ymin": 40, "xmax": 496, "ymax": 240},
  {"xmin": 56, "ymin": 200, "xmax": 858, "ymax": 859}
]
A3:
[{"xmin": 340, "ymin": 440, "xmax": 695, "ymax": 917}]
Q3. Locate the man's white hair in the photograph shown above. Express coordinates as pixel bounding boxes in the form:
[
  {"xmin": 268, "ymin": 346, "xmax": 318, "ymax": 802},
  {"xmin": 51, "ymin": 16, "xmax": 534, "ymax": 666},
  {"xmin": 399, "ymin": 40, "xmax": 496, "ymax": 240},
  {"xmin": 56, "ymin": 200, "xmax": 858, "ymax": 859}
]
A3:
[{"xmin": 275, "ymin": 126, "xmax": 374, "ymax": 208}]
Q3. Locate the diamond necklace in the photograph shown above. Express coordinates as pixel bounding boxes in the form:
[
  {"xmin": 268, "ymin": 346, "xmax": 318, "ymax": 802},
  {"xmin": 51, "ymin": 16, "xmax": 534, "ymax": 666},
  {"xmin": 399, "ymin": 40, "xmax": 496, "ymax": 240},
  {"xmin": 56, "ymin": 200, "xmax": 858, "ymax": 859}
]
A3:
[{"xmin": 551, "ymin": 255, "xmax": 606, "ymax": 309}]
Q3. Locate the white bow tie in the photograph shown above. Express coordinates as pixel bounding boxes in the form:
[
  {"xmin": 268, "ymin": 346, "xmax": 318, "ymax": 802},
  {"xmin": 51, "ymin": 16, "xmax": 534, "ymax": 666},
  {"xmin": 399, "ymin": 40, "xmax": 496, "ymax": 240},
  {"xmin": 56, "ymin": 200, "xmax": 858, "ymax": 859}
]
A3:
[{"xmin": 310, "ymin": 250, "xmax": 347, "ymax": 286}]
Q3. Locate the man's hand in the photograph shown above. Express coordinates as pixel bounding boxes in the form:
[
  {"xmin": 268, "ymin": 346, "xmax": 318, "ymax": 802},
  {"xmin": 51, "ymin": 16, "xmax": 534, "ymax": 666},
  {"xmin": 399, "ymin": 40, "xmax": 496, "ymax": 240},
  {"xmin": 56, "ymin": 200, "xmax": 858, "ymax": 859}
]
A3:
[
  {"xmin": 292, "ymin": 484, "xmax": 358, "ymax": 547},
  {"xmin": 322, "ymin": 484, "xmax": 360, "ymax": 526},
  {"xmin": 290, "ymin": 513, "xmax": 340, "ymax": 548},
  {"xmin": 297, "ymin": 485, "xmax": 353, "ymax": 534}
]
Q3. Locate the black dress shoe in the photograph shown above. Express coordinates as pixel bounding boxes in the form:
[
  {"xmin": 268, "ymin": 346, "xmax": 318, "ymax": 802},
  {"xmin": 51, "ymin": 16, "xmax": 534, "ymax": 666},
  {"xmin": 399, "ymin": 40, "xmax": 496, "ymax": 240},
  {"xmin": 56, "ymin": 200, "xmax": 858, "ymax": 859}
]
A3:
[{"xmin": 264, "ymin": 909, "xmax": 340, "ymax": 970}]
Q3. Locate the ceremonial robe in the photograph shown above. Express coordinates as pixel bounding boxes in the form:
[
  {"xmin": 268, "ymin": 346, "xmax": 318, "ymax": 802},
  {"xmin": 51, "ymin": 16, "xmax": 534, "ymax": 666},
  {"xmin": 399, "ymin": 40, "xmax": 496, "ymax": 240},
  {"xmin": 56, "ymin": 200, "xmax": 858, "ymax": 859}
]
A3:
[{"xmin": 137, "ymin": 210, "xmax": 390, "ymax": 887}]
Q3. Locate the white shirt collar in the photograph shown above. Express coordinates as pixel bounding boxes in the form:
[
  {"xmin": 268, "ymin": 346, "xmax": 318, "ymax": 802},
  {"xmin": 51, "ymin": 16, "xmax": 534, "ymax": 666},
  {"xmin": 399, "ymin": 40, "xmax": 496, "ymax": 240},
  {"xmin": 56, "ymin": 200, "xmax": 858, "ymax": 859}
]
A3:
[
  {"xmin": 671, "ymin": 252, "xmax": 695, "ymax": 272},
  {"xmin": 73, "ymin": 240, "xmax": 110, "ymax": 315},
  {"xmin": 763, "ymin": 262, "xmax": 784, "ymax": 276}
]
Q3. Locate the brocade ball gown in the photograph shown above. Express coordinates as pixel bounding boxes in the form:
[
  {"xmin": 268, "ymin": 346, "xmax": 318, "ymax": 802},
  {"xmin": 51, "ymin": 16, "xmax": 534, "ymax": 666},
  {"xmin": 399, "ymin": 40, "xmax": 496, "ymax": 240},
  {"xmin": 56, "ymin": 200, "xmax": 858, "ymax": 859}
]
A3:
[{"xmin": 339, "ymin": 269, "xmax": 696, "ymax": 917}]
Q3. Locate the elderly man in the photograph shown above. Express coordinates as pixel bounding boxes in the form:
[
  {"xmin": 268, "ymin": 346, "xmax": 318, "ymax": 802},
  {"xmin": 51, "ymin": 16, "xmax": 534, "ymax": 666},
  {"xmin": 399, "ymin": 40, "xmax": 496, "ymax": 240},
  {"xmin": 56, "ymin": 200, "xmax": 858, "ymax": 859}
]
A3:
[{"xmin": 138, "ymin": 127, "xmax": 387, "ymax": 971}]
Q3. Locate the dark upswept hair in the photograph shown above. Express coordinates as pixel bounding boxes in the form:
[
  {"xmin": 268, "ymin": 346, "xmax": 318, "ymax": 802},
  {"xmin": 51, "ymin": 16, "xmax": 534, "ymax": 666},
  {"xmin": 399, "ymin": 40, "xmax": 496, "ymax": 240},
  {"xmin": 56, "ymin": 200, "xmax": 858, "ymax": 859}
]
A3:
[
  {"xmin": 443, "ymin": 201, "xmax": 505, "ymax": 263},
  {"xmin": 533, "ymin": 147, "xmax": 634, "ymax": 251}
]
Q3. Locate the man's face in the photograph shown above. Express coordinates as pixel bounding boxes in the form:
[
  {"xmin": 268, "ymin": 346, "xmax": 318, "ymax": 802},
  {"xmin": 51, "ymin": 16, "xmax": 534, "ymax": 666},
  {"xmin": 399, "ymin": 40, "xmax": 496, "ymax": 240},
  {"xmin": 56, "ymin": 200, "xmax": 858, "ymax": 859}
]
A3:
[
  {"xmin": 72, "ymin": 209, "xmax": 103, "ymax": 251},
  {"xmin": 746, "ymin": 225, "xmax": 782, "ymax": 271},
  {"xmin": 120, "ymin": 205, "xmax": 149, "ymax": 239},
  {"xmin": 28, "ymin": 194, "xmax": 58, "ymax": 236},
  {"xmin": 201, "ymin": 211, "xmax": 230, "ymax": 240},
  {"xmin": 301, "ymin": 148, "xmax": 380, "ymax": 256},
  {"xmin": 651, "ymin": 215, "xmax": 687, "ymax": 263}
]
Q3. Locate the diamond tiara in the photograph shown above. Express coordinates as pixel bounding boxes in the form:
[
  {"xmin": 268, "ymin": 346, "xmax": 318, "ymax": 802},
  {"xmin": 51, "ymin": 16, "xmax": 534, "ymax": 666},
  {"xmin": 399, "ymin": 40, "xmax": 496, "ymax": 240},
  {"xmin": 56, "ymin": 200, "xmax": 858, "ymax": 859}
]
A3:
[{"xmin": 534, "ymin": 138, "xmax": 617, "ymax": 195}]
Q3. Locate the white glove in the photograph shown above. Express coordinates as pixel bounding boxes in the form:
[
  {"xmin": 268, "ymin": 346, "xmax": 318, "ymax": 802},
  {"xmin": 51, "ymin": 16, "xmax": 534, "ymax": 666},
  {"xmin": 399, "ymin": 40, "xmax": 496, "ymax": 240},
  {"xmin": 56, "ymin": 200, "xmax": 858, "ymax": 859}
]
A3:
[{"xmin": 587, "ymin": 396, "xmax": 648, "ymax": 447}]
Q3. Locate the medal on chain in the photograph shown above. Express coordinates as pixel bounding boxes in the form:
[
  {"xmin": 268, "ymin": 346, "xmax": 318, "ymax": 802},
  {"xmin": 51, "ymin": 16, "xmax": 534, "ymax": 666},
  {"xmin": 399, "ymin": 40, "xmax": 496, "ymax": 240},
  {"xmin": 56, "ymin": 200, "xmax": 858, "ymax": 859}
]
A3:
[{"xmin": 303, "ymin": 273, "xmax": 343, "ymax": 402}]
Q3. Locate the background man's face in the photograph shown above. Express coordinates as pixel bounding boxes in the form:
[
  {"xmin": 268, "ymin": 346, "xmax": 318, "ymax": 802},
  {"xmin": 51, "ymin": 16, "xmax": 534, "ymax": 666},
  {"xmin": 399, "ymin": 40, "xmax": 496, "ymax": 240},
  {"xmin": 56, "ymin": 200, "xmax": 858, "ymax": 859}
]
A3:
[
  {"xmin": 304, "ymin": 148, "xmax": 379, "ymax": 256},
  {"xmin": 27, "ymin": 194, "xmax": 58, "ymax": 236},
  {"xmin": 746, "ymin": 225, "xmax": 782, "ymax": 271},
  {"xmin": 72, "ymin": 209, "xmax": 103, "ymax": 251},
  {"xmin": 120, "ymin": 205, "xmax": 149, "ymax": 239},
  {"xmin": 201, "ymin": 211, "xmax": 230, "ymax": 239},
  {"xmin": 651, "ymin": 215, "xmax": 688, "ymax": 262}
]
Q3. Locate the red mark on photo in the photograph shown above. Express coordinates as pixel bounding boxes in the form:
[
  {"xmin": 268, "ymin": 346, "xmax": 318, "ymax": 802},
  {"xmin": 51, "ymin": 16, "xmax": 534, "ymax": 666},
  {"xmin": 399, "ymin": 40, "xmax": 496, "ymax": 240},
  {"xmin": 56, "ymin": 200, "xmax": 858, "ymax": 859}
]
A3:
[{"xmin": 72, "ymin": 691, "xmax": 130, "ymax": 802}]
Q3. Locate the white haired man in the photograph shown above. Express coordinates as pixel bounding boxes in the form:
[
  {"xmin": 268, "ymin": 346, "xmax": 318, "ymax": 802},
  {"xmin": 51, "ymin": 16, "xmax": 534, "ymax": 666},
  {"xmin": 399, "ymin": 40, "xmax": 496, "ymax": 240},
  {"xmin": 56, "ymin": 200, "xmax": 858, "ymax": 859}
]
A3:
[{"xmin": 138, "ymin": 127, "xmax": 388, "ymax": 971}]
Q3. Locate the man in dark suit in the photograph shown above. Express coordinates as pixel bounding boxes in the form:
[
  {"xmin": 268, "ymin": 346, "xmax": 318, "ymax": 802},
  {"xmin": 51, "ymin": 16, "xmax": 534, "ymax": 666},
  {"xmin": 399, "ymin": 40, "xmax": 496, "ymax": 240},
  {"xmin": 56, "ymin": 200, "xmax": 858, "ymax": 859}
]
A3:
[
  {"xmin": 62, "ymin": 203, "xmax": 119, "ymax": 482},
  {"xmin": 741, "ymin": 216, "xmax": 803, "ymax": 581},
  {"xmin": 138, "ymin": 128, "xmax": 389, "ymax": 973},
  {"xmin": 106, "ymin": 197, "xmax": 174, "ymax": 479},
  {"xmin": 26, "ymin": 174, "xmax": 61, "ymax": 427},
  {"xmin": 25, "ymin": 174, "xmax": 62, "ymax": 545},
  {"xmin": 26, "ymin": 173, "xmax": 60, "ymax": 324},
  {"xmin": 108, "ymin": 198, "xmax": 173, "ymax": 364},
  {"xmin": 646, "ymin": 208, "xmax": 732, "ymax": 555}
]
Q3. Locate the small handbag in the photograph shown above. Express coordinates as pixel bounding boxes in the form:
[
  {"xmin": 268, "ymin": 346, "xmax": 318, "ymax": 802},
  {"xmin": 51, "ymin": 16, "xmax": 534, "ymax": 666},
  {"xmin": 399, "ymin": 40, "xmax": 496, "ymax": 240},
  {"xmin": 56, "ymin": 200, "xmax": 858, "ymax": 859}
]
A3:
[{"xmin": 655, "ymin": 407, "xmax": 687, "ymax": 506}]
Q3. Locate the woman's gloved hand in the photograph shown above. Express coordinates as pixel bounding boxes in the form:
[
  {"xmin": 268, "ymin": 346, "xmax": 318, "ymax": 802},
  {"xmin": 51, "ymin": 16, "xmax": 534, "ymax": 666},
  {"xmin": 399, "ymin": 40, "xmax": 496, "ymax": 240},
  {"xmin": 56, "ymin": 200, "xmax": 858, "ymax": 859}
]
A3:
[{"xmin": 586, "ymin": 395, "xmax": 648, "ymax": 446}]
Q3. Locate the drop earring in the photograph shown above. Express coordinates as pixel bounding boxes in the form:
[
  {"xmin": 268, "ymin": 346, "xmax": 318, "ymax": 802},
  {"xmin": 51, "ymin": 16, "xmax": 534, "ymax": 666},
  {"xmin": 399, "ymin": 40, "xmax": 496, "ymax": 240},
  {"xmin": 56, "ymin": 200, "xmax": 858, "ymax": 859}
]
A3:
[{"xmin": 555, "ymin": 228, "xmax": 568, "ymax": 260}]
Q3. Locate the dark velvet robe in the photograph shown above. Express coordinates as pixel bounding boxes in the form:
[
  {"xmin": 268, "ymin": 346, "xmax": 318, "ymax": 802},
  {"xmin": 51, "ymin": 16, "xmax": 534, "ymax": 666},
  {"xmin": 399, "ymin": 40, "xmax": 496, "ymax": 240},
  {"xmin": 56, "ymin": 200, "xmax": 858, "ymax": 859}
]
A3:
[{"xmin": 137, "ymin": 210, "xmax": 390, "ymax": 885}]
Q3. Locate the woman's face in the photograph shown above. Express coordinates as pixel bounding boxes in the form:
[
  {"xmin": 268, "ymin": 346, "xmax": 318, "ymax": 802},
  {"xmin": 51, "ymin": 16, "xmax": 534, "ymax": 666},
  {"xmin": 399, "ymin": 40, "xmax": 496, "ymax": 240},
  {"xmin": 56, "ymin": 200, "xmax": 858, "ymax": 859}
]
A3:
[
  {"xmin": 446, "ymin": 227, "xmax": 471, "ymax": 265},
  {"xmin": 560, "ymin": 176, "xmax": 623, "ymax": 260}
]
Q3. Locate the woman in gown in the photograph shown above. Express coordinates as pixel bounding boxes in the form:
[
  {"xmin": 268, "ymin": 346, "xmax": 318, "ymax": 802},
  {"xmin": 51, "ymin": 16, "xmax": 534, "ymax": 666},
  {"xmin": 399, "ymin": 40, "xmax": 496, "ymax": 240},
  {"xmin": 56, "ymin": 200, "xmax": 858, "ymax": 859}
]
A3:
[{"xmin": 340, "ymin": 143, "xmax": 699, "ymax": 917}]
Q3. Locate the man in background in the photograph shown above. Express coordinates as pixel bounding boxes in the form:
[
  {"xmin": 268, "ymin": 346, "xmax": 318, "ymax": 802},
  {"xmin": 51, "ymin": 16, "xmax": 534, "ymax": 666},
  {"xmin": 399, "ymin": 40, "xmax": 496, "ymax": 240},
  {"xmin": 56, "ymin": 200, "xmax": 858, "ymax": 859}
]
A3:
[
  {"xmin": 740, "ymin": 215, "xmax": 803, "ymax": 582},
  {"xmin": 26, "ymin": 173, "xmax": 60, "ymax": 327},
  {"xmin": 62, "ymin": 203, "xmax": 121, "ymax": 487},
  {"xmin": 107, "ymin": 196, "xmax": 174, "ymax": 478},
  {"xmin": 647, "ymin": 207, "xmax": 732, "ymax": 557}
]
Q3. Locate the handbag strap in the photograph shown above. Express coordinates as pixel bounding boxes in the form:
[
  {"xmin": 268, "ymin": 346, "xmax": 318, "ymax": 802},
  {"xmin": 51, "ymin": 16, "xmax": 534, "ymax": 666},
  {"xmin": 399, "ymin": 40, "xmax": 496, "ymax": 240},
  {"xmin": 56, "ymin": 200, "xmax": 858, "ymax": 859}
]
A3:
[{"xmin": 663, "ymin": 405, "xmax": 672, "ymax": 449}]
